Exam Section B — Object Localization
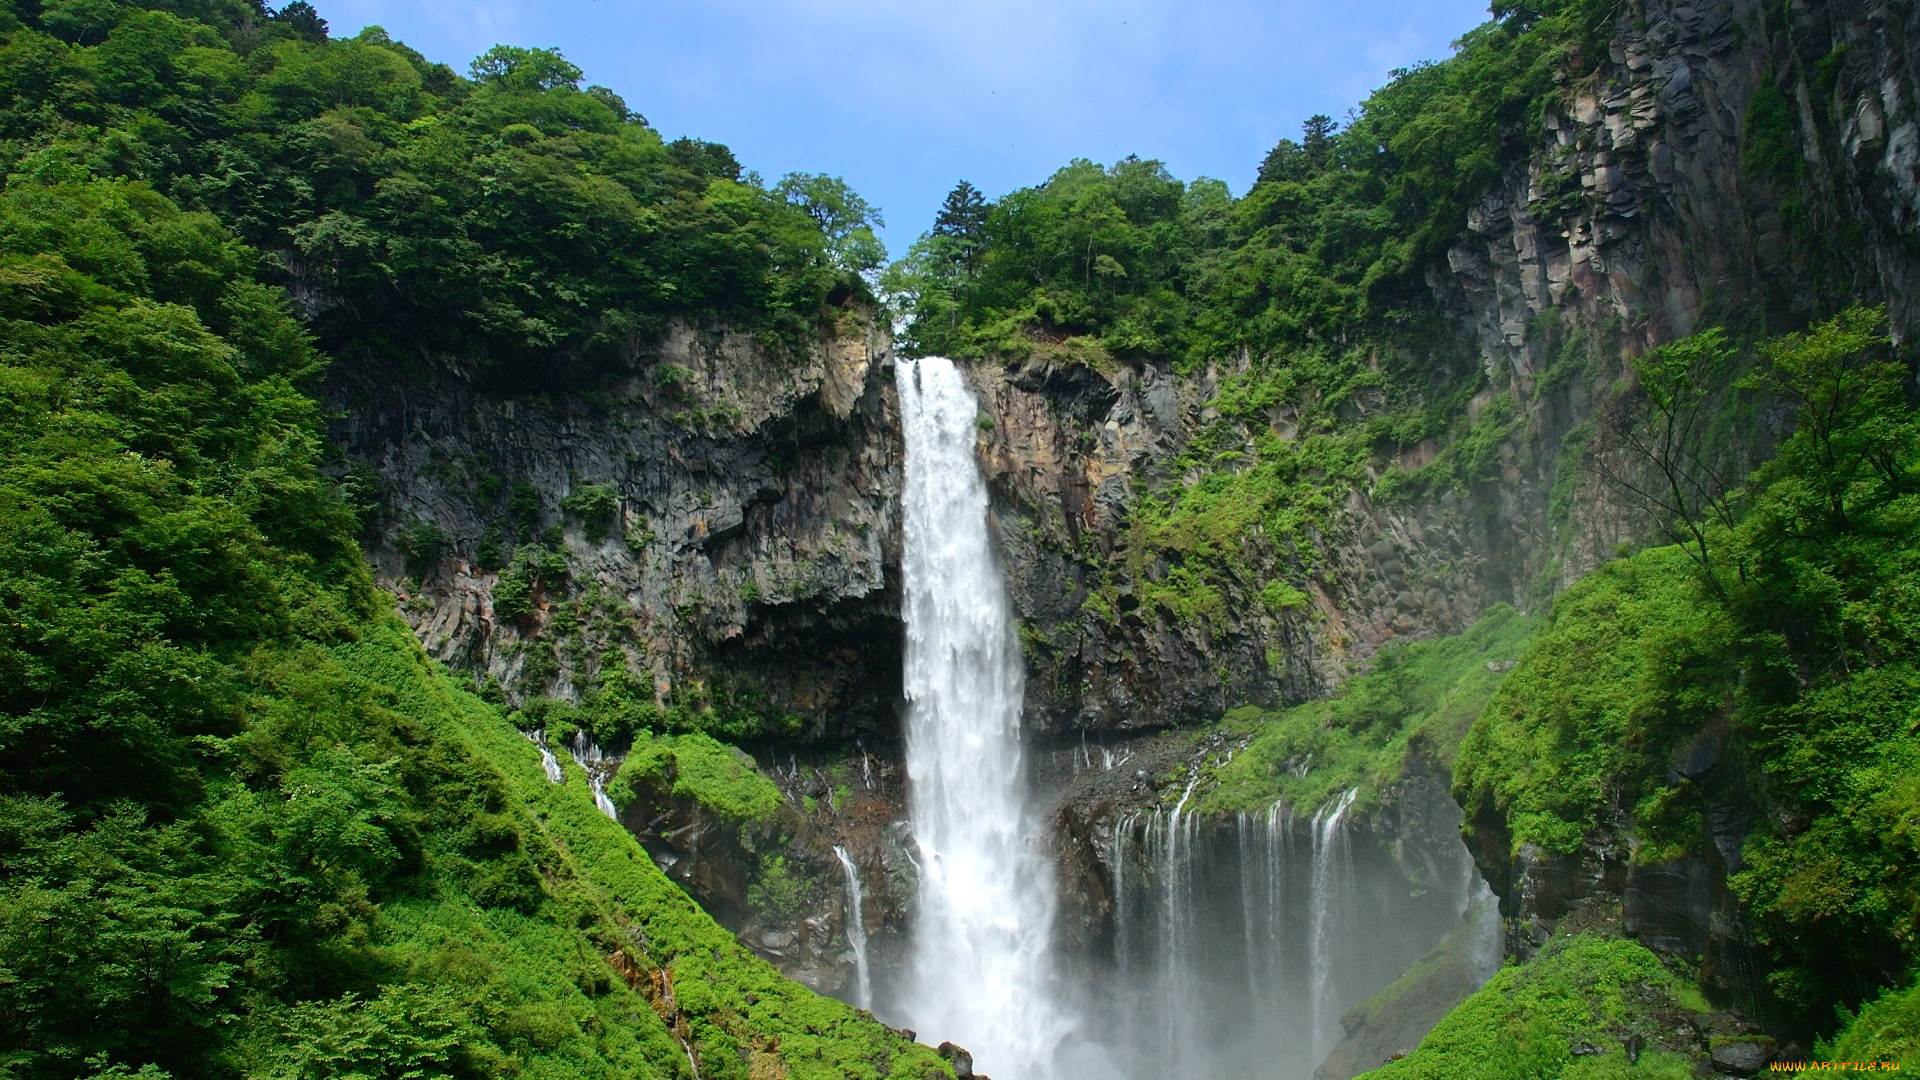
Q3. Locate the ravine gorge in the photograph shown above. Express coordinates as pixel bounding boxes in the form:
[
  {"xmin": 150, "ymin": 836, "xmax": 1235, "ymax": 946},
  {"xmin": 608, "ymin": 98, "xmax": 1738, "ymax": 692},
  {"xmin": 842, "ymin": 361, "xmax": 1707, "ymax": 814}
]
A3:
[{"xmin": 0, "ymin": 0, "xmax": 1917, "ymax": 1077}]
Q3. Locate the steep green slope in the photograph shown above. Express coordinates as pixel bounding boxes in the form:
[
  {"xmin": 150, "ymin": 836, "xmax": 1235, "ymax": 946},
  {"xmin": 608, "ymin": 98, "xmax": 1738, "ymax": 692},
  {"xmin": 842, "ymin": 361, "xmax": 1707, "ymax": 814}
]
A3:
[
  {"xmin": 1454, "ymin": 309, "xmax": 1920, "ymax": 1036},
  {"xmin": 0, "ymin": 165, "xmax": 939, "ymax": 1079},
  {"xmin": 1198, "ymin": 604, "xmax": 1539, "ymax": 817},
  {"xmin": 1360, "ymin": 932, "xmax": 1712, "ymax": 1080}
]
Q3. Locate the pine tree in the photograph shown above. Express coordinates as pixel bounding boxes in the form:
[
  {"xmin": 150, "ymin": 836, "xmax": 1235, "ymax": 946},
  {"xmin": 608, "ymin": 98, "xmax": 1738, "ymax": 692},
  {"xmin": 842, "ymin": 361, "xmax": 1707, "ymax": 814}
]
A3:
[
  {"xmin": 271, "ymin": 0, "xmax": 328, "ymax": 42},
  {"xmin": 1301, "ymin": 114, "xmax": 1336, "ymax": 170},
  {"xmin": 932, "ymin": 180, "xmax": 988, "ymax": 276}
]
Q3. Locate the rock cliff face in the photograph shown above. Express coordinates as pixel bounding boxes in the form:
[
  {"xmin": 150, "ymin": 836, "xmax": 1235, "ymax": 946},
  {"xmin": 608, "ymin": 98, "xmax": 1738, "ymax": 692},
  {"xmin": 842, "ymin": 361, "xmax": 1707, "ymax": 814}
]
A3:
[
  {"xmin": 333, "ymin": 0, "xmax": 1918, "ymax": 751},
  {"xmin": 327, "ymin": 313, "xmax": 907, "ymax": 741},
  {"xmin": 963, "ymin": 0, "xmax": 1920, "ymax": 737}
]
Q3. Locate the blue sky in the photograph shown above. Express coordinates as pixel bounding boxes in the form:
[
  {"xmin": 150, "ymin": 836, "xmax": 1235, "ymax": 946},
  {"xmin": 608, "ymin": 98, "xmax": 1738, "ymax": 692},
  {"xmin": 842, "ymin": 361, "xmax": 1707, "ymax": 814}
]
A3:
[{"xmin": 322, "ymin": 0, "xmax": 1493, "ymax": 254}]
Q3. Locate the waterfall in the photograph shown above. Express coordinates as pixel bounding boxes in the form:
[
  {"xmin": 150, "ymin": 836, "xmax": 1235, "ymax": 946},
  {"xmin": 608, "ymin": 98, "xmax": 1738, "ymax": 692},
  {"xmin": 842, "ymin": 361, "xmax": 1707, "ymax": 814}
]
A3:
[
  {"xmin": 834, "ymin": 845, "xmax": 874, "ymax": 1011},
  {"xmin": 896, "ymin": 356, "xmax": 1064, "ymax": 1079},
  {"xmin": 1092, "ymin": 784, "xmax": 1494, "ymax": 1080},
  {"xmin": 568, "ymin": 731, "xmax": 620, "ymax": 820},
  {"xmin": 526, "ymin": 729, "xmax": 565, "ymax": 785},
  {"xmin": 1309, "ymin": 787, "xmax": 1359, "ymax": 1059}
]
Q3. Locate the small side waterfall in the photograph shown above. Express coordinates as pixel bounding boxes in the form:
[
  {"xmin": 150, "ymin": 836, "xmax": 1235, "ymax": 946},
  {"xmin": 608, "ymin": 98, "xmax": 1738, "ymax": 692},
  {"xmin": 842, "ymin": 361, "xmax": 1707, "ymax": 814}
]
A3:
[
  {"xmin": 833, "ymin": 845, "xmax": 873, "ymax": 1011},
  {"xmin": 568, "ymin": 732, "xmax": 620, "ymax": 820},
  {"xmin": 526, "ymin": 730, "xmax": 565, "ymax": 784},
  {"xmin": 896, "ymin": 356, "xmax": 1065, "ymax": 1078},
  {"xmin": 1310, "ymin": 787, "xmax": 1359, "ymax": 1059}
]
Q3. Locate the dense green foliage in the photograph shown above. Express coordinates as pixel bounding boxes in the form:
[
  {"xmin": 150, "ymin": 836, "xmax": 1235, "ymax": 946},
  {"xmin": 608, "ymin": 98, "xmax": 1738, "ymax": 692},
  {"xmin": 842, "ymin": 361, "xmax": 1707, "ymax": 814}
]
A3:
[
  {"xmin": 1199, "ymin": 605, "xmax": 1538, "ymax": 816},
  {"xmin": 609, "ymin": 732, "xmax": 783, "ymax": 824},
  {"xmin": 0, "ymin": 112, "xmax": 934, "ymax": 1080},
  {"xmin": 1455, "ymin": 308, "xmax": 1920, "ymax": 1030},
  {"xmin": 0, "ymin": 0, "xmax": 876, "ymax": 385},
  {"xmin": 1358, "ymin": 932, "xmax": 1710, "ymax": 1080},
  {"xmin": 1821, "ymin": 974, "xmax": 1920, "ymax": 1064},
  {"xmin": 888, "ymin": 0, "xmax": 1617, "ymax": 364}
]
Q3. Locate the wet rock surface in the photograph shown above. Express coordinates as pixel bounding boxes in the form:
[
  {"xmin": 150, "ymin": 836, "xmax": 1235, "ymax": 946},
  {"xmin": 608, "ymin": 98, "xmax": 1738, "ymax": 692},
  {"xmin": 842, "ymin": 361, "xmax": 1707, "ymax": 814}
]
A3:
[{"xmin": 602, "ymin": 736, "xmax": 918, "ymax": 1004}]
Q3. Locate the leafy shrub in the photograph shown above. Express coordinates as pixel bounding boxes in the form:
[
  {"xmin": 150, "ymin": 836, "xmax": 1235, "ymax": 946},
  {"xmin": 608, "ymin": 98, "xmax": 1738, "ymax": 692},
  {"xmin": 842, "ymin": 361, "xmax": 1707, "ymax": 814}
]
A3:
[
  {"xmin": 611, "ymin": 732, "xmax": 783, "ymax": 823},
  {"xmin": 560, "ymin": 482, "xmax": 618, "ymax": 541},
  {"xmin": 395, "ymin": 518, "xmax": 449, "ymax": 578},
  {"xmin": 1821, "ymin": 973, "xmax": 1920, "ymax": 1064},
  {"xmin": 747, "ymin": 855, "xmax": 811, "ymax": 926}
]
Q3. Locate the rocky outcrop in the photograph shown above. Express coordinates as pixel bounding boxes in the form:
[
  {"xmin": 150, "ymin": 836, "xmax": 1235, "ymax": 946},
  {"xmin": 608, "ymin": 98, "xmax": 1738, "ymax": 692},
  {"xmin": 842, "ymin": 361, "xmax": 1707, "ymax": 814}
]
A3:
[
  {"xmin": 1467, "ymin": 737, "xmax": 1772, "ymax": 1015},
  {"xmin": 607, "ymin": 739, "xmax": 918, "ymax": 1003},
  {"xmin": 959, "ymin": 0, "xmax": 1920, "ymax": 737},
  {"xmin": 328, "ymin": 312, "xmax": 906, "ymax": 740}
]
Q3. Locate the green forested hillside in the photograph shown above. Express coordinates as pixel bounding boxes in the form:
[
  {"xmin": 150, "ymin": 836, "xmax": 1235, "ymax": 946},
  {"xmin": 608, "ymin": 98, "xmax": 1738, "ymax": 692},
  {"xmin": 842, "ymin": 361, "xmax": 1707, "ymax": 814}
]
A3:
[
  {"xmin": 5, "ymin": 0, "xmax": 1918, "ymax": 1074},
  {"xmin": 1454, "ymin": 308, "xmax": 1920, "ymax": 1035},
  {"xmin": 0, "ymin": 168, "xmax": 939, "ymax": 1080},
  {"xmin": 0, "ymin": 0, "xmax": 879, "ymax": 385},
  {"xmin": 0, "ymin": 7, "xmax": 935, "ymax": 1078}
]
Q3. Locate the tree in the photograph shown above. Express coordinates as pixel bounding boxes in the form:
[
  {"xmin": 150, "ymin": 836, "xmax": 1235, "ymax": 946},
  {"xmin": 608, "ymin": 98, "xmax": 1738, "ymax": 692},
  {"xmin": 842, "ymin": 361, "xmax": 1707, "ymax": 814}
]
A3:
[
  {"xmin": 1259, "ymin": 115, "xmax": 1337, "ymax": 184},
  {"xmin": 468, "ymin": 45, "xmax": 583, "ymax": 93},
  {"xmin": 1301, "ymin": 114, "xmax": 1337, "ymax": 170},
  {"xmin": 1591, "ymin": 328, "xmax": 1745, "ymax": 596},
  {"xmin": 775, "ymin": 172, "xmax": 886, "ymax": 276},
  {"xmin": 271, "ymin": 1, "xmax": 328, "ymax": 43},
  {"xmin": 1743, "ymin": 306, "xmax": 1907, "ymax": 535},
  {"xmin": 1257, "ymin": 137, "xmax": 1306, "ymax": 185},
  {"xmin": 932, "ymin": 179, "xmax": 988, "ymax": 276}
]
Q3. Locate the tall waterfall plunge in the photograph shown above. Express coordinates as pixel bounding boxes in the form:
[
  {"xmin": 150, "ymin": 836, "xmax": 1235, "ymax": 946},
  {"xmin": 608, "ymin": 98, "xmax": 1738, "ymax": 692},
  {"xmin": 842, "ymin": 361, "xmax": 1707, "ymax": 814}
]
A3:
[
  {"xmin": 889, "ymin": 355, "xmax": 1498, "ymax": 1080},
  {"xmin": 896, "ymin": 356, "xmax": 1068, "ymax": 1078}
]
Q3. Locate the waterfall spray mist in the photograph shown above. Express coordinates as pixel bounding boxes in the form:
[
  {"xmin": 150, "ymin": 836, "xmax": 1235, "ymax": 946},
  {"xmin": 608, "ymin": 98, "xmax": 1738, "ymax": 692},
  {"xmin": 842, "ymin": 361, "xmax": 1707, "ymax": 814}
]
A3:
[{"xmin": 896, "ymin": 356, "xmax": 1065, "ymax": 1078}]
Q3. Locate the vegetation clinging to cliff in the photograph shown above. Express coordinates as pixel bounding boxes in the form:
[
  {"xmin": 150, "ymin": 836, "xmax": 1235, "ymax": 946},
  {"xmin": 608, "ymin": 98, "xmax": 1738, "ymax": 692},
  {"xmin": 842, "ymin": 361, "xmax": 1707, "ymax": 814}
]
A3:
[
  {"xmin": 884, "ymin": 0, "xmax": 1630, "ymax": 638},
  {"xmin": 888, "ymin": 0, "xmax": 1621, "ymax": 365},
  {"xmin": 1455, "ymin": 308, "xmax": 1920, "ymax": 1032},
  {"xmin": 1359, "ymin": 932, "xmax": 1711, "ymax": 1080},
  {"xmin": 1200, "ymin": 605, "xmax": 1539, "ymax": 816}
]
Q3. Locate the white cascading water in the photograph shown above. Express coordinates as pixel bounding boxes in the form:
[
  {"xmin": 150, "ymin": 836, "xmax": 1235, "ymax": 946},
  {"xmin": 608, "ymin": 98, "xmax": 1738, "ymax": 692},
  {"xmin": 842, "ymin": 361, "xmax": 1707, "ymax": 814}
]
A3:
[
  {"xmin": 1094, "ymin": 783, "xmax": 1495, "ymax": 1080},
  {"xmin": 1309, "ymin": 786, "xmax": 1359, "ymax": 1058},
  {"xmin": 833, "ymin": 845, "xmax": 874, "ymax": 1011},
  {"xmin": 527, "ymin": 730, "xmax": 566, "ymax": 785},
  {"xmin": 896, "ymin": 356, "xmax": 1064, "ymax": 1079},
  {"xmin": 569, "ymin": 732, "xmax": 620, "ymax": 820}
]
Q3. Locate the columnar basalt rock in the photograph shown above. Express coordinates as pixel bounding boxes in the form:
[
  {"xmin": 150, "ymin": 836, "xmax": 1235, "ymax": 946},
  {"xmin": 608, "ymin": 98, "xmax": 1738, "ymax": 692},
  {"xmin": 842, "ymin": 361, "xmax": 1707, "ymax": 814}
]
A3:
[
  {"xmin": 328, "ymin": 313, "xmax": 907, "ymax": 740},
  {"xmin": 956, "ymin": 0, "xmax": 1920, "ymax": 737}
]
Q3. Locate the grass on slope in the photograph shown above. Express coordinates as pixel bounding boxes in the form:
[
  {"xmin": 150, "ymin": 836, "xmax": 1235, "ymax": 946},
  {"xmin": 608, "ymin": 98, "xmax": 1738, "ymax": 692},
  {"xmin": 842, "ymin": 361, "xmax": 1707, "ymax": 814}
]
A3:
[
  {"xmin": 1358, "ymin": 932, "xmax": 1710, "ymax": 1080},
  {"xmin": 1199, "ymin": 604, "xmax": 1539, "ymax": 817},
  {"xmin": 337, "ymin": 621, "xmax": 948, "ymax": 1080}
]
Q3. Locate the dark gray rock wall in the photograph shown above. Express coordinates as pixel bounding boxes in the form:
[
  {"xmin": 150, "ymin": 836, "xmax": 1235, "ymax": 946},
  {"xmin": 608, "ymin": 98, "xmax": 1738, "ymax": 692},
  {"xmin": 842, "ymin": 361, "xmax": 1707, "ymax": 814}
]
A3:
[{"xmin": 328, "ymin": 314, "xmax": 907, "ymax": 740}]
